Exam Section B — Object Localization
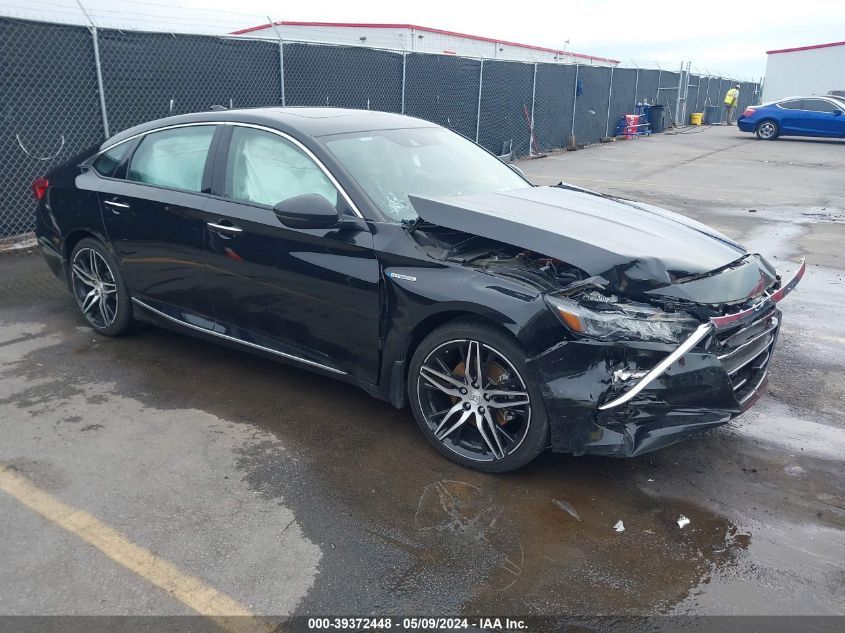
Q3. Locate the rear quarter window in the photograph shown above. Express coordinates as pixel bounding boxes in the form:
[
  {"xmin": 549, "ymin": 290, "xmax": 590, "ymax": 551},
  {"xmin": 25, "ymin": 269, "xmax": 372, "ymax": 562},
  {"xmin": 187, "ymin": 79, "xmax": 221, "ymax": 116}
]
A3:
[{"xmin": 91, "ymin": 143, "xmax": 129, "ymax": 178}]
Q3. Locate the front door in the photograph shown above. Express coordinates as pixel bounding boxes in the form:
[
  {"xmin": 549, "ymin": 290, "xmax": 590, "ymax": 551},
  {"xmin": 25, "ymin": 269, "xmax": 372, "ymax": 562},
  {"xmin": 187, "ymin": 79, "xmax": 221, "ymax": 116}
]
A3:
[
  {"xmin": 776, "ymin": 99, "xmax": 805, "ymax": 134},
  {"xmin": 800, "ymin": 98, "xmax": 845, "ymax": 137},
  {"xmin": 203, "ymin": 125, "xmax": 381, "ymax": 382},
  {"xmin": 99, "ymin": 124, "xmax": 218, "ymax": 323}
]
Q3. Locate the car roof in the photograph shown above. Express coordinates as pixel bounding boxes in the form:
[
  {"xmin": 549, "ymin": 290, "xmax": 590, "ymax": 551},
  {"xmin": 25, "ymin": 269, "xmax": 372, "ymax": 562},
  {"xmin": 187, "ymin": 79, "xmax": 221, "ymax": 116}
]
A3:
[
  {"xmin": 776, "ymin": 95, "xmax": 839, "ymax": 102},
  {"xmin": 103, "ymin": 107, "xmax": 438, "ymax": 149}
]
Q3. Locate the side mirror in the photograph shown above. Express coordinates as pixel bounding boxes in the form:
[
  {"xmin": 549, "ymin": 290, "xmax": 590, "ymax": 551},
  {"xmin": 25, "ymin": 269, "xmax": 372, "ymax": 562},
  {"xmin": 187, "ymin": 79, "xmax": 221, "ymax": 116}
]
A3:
[
  {"xmin": 273, "ymin": 194, "xmax": 340, "ymax": 229},
  {"xmin": 834, "ymin": 109, "xmax": 843, "ymax": 116}
]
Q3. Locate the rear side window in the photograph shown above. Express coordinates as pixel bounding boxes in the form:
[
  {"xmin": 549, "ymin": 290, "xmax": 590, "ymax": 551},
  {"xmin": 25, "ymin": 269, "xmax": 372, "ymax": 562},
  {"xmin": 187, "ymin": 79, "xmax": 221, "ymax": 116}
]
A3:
[
  {"xmin": 778, "ymin": 100, "xmax": 802, "ymax": 110},
  {"xmin": 128, "ymin": 126, "xmax": 215, "ymax": 192},
  {"xmin": 803, "ymin": 99, "xmax": 838, "ymax": 113},
  {"xmin": 224, "ymin": 127, "xmax": 338, "ymax": 208},
  {"xmin": 92, "ymin": 143, "xmax": 129, "ymax": 178}
]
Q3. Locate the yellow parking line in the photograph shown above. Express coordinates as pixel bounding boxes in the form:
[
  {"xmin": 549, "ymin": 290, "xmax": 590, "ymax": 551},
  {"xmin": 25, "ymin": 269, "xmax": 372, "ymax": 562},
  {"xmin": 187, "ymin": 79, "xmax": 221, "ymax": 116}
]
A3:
[{"xmin": 0, "ymin": 465, "xmax": 271, "ymax": 633}]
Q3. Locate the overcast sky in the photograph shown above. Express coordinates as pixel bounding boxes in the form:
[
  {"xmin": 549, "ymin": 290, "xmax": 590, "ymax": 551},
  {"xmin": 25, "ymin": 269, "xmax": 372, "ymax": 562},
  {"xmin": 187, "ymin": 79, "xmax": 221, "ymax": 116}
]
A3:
[{"xmin": 2, "ymin": 0, "xmax": 844, "ymax": 78}]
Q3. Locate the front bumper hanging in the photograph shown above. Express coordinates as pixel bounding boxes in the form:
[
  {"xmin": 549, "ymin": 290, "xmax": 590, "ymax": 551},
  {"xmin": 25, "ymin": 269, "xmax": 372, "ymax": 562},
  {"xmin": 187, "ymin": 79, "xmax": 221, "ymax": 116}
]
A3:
[{"xmin": 598, "ymin": 259, "xmax": 806, "ymax": 411}]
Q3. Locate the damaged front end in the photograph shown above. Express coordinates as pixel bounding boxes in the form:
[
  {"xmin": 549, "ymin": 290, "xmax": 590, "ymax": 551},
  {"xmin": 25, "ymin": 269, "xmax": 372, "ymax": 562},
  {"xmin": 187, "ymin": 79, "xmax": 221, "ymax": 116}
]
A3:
[
  {"xmin": 528, "ymin": 260, "xmax": 805, "ymax": 457},
  {"xmin": 407, "ymin": 186, "xmax": 806, "ymax": 458}
]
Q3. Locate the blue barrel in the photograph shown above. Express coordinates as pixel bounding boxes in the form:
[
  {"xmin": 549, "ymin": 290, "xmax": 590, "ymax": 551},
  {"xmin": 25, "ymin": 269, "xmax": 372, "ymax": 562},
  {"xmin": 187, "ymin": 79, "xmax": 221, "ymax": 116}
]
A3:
[{"xmin": 704, "ymin": 105, "xmax": 721, "ymax": 124}]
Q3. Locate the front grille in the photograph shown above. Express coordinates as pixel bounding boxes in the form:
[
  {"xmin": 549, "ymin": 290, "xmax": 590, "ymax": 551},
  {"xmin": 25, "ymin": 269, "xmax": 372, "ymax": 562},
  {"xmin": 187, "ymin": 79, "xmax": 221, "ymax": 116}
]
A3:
[{"xmin": 711, "ymin": 307, "xmax": 779, "ymax": 406}]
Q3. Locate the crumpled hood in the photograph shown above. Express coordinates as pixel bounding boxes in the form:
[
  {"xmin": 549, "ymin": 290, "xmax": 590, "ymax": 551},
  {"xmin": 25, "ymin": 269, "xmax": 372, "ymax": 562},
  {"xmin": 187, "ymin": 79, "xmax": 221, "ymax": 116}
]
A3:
[{"xmin": 410, "ymin": 185, "xmax": 757, "ymax": 298}]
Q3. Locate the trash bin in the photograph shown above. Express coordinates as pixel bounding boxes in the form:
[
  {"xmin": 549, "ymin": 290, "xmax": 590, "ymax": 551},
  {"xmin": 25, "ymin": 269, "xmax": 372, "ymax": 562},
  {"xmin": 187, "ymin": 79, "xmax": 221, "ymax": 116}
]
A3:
[
  {"xmin": 690, "ymin": 112, "xmax": 703, "ymax": 125},
  {"xmin": 704, "ymin": 105, "xmax": 721, "ymax": 124},
  {"xmin": 648, "ymin": 104, "xmax": 667, "ymax": 133}
]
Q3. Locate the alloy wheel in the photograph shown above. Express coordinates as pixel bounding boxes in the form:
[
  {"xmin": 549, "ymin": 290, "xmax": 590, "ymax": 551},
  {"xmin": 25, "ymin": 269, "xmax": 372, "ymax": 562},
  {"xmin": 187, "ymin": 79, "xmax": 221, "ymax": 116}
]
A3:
[
  {"xmin": 416, "ymin": 339, "xmax": 531, "ymax": 463},
  {"xmin": 71, "ymin": 247, "xmax": 119, "ymax": 329},
  {"xmin": 758, "ymin": 122, "xmax": 776, "ymax": 139}
]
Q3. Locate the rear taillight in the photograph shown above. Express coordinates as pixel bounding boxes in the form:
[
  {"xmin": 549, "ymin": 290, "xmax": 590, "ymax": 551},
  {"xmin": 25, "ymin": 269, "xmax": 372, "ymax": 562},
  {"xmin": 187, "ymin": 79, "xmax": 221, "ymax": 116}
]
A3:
[
  {"xmin": 31, "ymin": 177, "xmax": 49, "ymax": 201},
  {"xmin": 742, "ymin": 107, "xmax": 756, "ymax": 117}
]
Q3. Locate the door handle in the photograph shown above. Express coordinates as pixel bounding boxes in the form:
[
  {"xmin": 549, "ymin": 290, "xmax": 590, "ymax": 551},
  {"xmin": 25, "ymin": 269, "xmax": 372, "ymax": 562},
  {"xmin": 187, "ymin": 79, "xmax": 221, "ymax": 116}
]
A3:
[
  {"xmin": 103, "ymin": 199, "xmax": 130, "ymax": 214},
  {"xmin": 207, "ymin": 221, "xmax": 243, "ymax": 237}
]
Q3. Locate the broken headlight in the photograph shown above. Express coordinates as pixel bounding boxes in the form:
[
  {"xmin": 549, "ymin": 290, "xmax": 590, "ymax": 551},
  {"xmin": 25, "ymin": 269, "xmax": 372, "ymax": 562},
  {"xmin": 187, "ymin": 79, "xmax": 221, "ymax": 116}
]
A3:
[{"xmin": 545, "ymin": 292, "xmax": 699, "ymax": 344}]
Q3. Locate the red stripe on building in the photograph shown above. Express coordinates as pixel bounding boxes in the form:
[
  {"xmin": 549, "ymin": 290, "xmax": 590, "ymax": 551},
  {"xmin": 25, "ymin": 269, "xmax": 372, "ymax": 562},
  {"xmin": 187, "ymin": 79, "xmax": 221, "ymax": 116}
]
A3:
[
  {"xmin": 766, "ymin": 40, "xmax": 845, "ymax": 55},
  {"xmin": 230, "ymin": 21, "xmax": 620, "ymax": 64}
]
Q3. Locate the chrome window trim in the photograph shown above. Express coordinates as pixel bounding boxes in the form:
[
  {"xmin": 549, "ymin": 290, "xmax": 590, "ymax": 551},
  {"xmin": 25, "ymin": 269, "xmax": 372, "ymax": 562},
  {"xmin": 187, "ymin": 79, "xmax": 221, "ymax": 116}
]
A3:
[
  {"xmin": 775, "ymin": 97, "xmax": 841, "ymax": 113},
  {"xmin": 89, "ymin": 120, "xmax": 365, "ymax": 219},
  {"xmin": 131, "ymin": 298, "xmax": 347, "ymax": 375}
]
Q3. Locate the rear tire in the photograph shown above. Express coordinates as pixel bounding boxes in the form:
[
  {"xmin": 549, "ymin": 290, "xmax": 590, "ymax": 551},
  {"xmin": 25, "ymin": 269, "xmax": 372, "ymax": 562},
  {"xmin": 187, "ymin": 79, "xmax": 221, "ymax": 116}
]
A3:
[
  {"xmin": 69, "ymin": 238, "xmax": 132, "ymax": 336},
  {"xmin": 755, "ymin": 120, "xmax": 779, "ymax": 140},
  {"xmin": 408, "ymin": 320, "xmax": 549, "ymax": 473}
]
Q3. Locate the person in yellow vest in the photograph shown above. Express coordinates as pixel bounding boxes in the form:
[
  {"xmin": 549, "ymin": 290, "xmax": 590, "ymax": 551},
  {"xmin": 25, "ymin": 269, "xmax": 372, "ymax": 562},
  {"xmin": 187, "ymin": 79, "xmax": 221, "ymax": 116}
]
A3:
[{"xmin": 723, "ymin": 84, "xmax": 740, "ymax": 125}]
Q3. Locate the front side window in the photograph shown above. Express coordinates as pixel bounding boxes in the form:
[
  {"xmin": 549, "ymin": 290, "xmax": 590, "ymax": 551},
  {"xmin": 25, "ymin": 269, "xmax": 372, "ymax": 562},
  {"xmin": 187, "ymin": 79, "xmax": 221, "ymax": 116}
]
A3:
[
  {"xmin": 803, "ymin": 99, "xmax": 838, "ymax": 113},
  {"xmin": 128, "ymin": 126, "xmax": 215, "ymax": 192},
  {"xmin": 225, "ymin": 127, "xmax": 338, "ymax": 208},
  {"xmin": 92, "ymin": 142, "xmax": 129, "ymax": 178},
  {"xmin": 321, "ymin": 127, "xmax": 531, "ymax": 223}
]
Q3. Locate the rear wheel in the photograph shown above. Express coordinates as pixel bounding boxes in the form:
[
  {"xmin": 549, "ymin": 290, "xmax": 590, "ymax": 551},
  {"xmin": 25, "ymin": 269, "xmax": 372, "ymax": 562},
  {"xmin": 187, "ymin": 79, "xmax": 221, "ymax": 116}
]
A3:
[
  {"xmin": 408, "ymin": 321, "xmax": 549, "ymax": 472},
  {"xmin": 755, "ymin": 120, "xmax": 779, "ymax": 140},
  {"xmin": 69, "ymin": 238, "xmax": 132, "ymax": 336}
]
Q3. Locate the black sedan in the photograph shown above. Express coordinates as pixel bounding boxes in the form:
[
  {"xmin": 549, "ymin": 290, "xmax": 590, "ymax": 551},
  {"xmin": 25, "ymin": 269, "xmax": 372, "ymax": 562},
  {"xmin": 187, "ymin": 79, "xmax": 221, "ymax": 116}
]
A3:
[{"xmin": 33, "ymin": 108, "xmax": 804, "ymax": 472}]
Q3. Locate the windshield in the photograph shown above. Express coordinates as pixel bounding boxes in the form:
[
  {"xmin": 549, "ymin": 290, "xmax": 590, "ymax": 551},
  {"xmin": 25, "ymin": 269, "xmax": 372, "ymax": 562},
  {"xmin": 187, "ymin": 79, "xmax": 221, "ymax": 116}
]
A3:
[{"xmin": 321, "ymin": 127, "xmax": 531, "ymax": 222}]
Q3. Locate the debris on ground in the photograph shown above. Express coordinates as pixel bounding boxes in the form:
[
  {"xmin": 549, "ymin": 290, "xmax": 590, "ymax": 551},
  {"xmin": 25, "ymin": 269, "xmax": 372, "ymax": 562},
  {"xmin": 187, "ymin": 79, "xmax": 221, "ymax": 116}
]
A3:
[
  {"xmin": 677, "ymin": 515, "xmax": 690, "ymax": 529},
  {"xmin": 553, "ymin": 499, "xmax": 581, "ymax": 521},
  {"xmin": 613, "ymin": 520, "xmax": 625, "ymax": 532},
  {"xmin": 0, "ymin": 232, "xmax": 37, "ymax": 253}
]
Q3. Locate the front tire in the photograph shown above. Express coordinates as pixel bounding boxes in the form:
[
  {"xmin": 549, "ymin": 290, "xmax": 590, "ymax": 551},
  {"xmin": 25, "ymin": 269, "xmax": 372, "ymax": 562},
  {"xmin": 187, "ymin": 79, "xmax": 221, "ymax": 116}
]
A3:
[
  {"xmin": 408, "ymin": 321, "xmax": 549, "ymax": 472},
  {"xmin": 69, "ymin": 238, "xmax": 132, "ymax": 336},
  {"xmin": 755, "ymin": 120, "xmax": 779, "ymax": 140}
]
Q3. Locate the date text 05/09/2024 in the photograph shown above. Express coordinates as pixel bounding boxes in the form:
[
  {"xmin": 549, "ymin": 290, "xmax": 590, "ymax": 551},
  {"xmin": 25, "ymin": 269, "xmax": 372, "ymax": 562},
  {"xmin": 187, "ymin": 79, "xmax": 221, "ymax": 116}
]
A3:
[{"xmin": 307, "ymin": 617, "xmax": 528, "ymax": 630}]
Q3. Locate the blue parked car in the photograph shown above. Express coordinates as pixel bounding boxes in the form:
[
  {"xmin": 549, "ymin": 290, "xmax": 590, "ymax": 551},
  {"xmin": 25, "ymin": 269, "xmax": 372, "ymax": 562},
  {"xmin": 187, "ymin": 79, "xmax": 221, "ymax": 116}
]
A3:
[{"xmin": 737, "ymin": 96, "xmax": 845, "ymax": 140}]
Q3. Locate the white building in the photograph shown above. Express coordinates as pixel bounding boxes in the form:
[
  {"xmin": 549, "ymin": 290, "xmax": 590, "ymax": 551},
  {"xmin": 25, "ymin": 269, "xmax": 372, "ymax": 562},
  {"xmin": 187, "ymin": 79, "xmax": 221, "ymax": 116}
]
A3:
[
  {"xmin": 763, "ymin": 40, "xmax": 845, "ymax": 102},
  {"xmin": 231, "ymin": 21, "xmax": 619, "ymax": 66}
]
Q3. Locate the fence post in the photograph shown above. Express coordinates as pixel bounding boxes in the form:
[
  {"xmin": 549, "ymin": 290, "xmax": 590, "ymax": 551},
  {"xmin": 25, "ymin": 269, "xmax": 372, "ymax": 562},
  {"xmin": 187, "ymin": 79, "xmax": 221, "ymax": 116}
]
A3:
[
  {"xmin": 655, "ymin": 67, "xmax": 662, "ymax": 103},
  {"xmin": 475, "ymin": 59, "xmax": 484, "ymax": 143},
  {"xmin": 674, "ymin": 62, "xmax": 684, "ymax": 125},
  {"xmin": 279, "ymin": 43, "xmax": 286, "ymax": 107},
  {"xmin": 90, "ymin": 27, "xmax": 110, "ymax": 138},
  {"xmin": 570, "ymin": 64, "xmax": 579, "ymax": 136},
  {"xmin": 605, "ymin": 66, "xmax": 614, "ymax": 138},
  {"xmin": 633, "ymin": 67, "xmax": 639, "ymax": 111},
  {"xmin": 529, "ymin": 63, "xmax": 537, "ymax": 155},
  {"xmin": 74, "ymin": 0, "xmax": 109, "ymax": 137},
  {"xmin": 268, "ymin": 18, "xmax": 286, "ymax": 106},
  {"xmin": 401, "ymin": 52, "xmax": 407, "ymax": 114}
]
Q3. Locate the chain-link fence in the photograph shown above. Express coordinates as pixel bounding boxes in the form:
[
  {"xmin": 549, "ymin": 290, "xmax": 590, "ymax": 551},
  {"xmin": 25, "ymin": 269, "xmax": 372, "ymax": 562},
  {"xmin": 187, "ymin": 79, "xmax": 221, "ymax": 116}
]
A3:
[{"xmin": 0, "ymin": 16, "xmax": 761, "ymax": 240}]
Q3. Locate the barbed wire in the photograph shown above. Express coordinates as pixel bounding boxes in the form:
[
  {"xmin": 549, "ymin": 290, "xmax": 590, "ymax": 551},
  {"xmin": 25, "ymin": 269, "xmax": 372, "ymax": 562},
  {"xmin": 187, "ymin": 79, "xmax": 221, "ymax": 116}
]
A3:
[{"xmin": 0, "ymin": 0, "xmax": 762, "ymax": 80}]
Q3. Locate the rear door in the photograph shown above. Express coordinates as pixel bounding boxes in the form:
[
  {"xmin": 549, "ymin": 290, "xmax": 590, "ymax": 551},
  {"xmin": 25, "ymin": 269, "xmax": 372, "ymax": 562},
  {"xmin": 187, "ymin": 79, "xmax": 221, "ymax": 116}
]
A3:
[
  {"xmin": 98, "ymin": 124, "xmax": 219, "ymax": 323},
  {"xmin": 202, "ymin": 125, "xmax": 381, "ymax": 382}
]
